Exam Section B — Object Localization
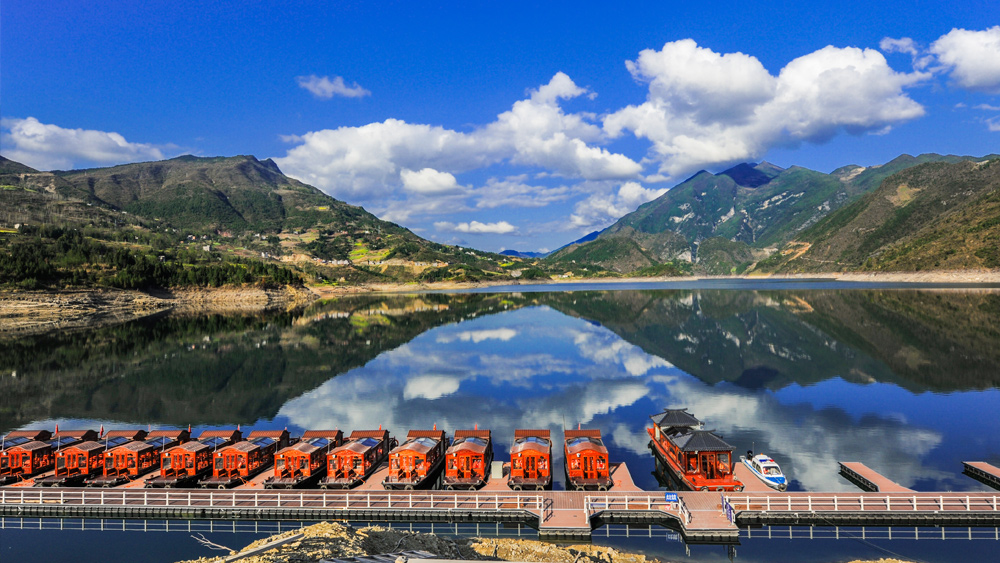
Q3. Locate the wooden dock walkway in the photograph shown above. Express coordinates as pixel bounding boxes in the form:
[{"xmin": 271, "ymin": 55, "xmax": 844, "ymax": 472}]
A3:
[
  {"xmin": 839, "ymin": 462, "xmax": 913, "ymax": 492},
  {"xmin": 963, "ymin": 462, "xmax": 1000, "ymax": 490}
]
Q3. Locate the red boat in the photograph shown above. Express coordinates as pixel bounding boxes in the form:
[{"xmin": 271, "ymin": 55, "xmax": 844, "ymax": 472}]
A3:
[
  {"xmin": 88, "ymin": 429, "xmax": 189, "ymax": 487},
  {"xmin": 264, "ymin": 430, "xmax": 343, "ymax": 489},
  {"xmin": 647, "ymin": 408, "xmax": 744, "ymax": 492},
  {"xmin": 508, "ymin": 429, "xmax": 552, "ymax": 491},
  {"xmin": 443, "ymin": 429, "xmax": 492, "ymax": 490},
  {"xmin": 0, "ymin": 429, "xmax": 96, "ymax": 485},
  {"xmin": 383, "ymin": 429, "xmax": 447, "ymax": 490},
  {"xmin": 199, "ymin": 429, "xmax": 289, "ymax": 488},
  {"xmin": 564, "ymin": 428, "xmax": 613, "ymax": 491},
  {"xmin": 145, "ymin": 429, "xmax": 241, "ymax": 488},
  {"xmin": 36, "ymin": 430, "xmax": 147, "ymax": 487},
  {"xmin": 321, "ymin": 429, "xmax": 394, "ymax": 489}
]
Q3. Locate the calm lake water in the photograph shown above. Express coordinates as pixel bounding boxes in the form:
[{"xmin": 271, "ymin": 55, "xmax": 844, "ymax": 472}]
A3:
[{"xmin": 2, "ymin": 283, "xmax": 999, "ymax": 562}]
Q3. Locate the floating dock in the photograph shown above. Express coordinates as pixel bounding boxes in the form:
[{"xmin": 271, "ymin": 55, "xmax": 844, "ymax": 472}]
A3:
[
  {"xmin": 963, "ymin": 462, "xmax": 1000, "ymax": 490},
  {"xmin": 839, "ymin": 462, "xmax": 913, "ymax": 493}
]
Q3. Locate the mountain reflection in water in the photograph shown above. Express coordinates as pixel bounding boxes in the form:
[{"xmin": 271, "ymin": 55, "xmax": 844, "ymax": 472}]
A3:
[{"xmin": 3, "ymin": 287, "xmax": 998, "ymax": 493}]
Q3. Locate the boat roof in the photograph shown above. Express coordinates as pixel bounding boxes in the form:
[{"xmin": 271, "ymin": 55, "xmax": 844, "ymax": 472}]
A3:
[
  {"xmin": 247, "ymin": 430, "xmax": 288, "ymax": 440},
  {"xmin": 10, "ymin": 440, "xmax": 50, "ymax": 452},
  {"xmin": 146, "ymin": 430, "xmax": 189, "ymax": 441},
  {"xmin": 566, "ymin": 436, "xmax": 607, "ymax": 455},
  {"xmin": 672, "ymin": 430, "xmax": 733, "ymax": 452},
  {"xmin": 279, "ymin": 441, "xmax": 321, "ymax": 455},
  {"xmin": 406, "ymin": 429, "xmax": 445, "ymax": 441},
  {"xmin": 348, "ymin": 430, "xmax": 389, "ymax": 441},
  {"xmin": 178, "ymin": 441, "xmax": 211, "ymax": 453},
  {"xmin": 564, "ymin": 429, "xmax": 602, "ymax": 440},
  {"xmin": 514, "ymin": 429, "xmax": 550, "ymax": 439},
  {"xmin": 395, "ymin": 436, "xmax": 439, "ymax": 455},
  {"xmin": 649, "ymin": 408, "xmax": 702, "ymax": 428},
  {"xmin": 117, "ymin": 441, "xmax": 156, "ymax": 453},
  {"xmin": 454, "ymin": 429, "xmax": 490, "ymax": 441},
  {"xmin": 104, "ymin": 429, "xmax": 147, "ymax": 440},
  {"xmin": 752, "ymin": 454, "xmax": 780, "ymax": 466},
  {"xmin": 55, "ymin": 430, "xmax": 98, "ymax": 440},
  {"xmin": 196, "ymin": 430, "xmax": 241, "ymax": 442},
  {"xmin": 302, "ymin": 430, "xmax": 343, "ymax": 442},
  {"xmin": 448, "ymin": 436, "xmax": 488, "ymax": 454},
  {"xmin": 511, "ymin": 436, "xmax": 550, "ymax": 455},
  {"xmin": 63, "ymin": 441, "xmax": 106, "ymax": 453},
  {"xmin": 3, "ymin": 430, "xmax": 52, "ymax": 441},
  {"xmin": 332, "ymin": 440, "xmax": 377, "ymax": 455}
]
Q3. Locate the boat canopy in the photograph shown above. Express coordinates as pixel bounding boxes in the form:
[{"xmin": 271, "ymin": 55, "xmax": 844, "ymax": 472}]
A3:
[
  {"xmin": 649, "ymin": 409, "xmax": 702, "ymax": 429},
  {"xmin": 672, "ymin": 430, "xmax": 733, "ymax": 452},
  {"xmin": 449, "ymin": 437, "xmax": 488, "ymax": 454},
  {"xmin": 397, "ymin": 437, "xmax": 438, "ymax": 454}
]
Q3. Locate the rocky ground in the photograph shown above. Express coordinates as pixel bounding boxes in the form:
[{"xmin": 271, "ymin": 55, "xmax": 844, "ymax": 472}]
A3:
[{"xmin": 176, "ymin": 521, "xmax": 915, "ymax": 563}]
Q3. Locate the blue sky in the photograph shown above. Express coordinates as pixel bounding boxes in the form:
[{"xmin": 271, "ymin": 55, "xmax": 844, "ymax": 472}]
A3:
[{"xmin": 2, "ymin": 1, "xmax": 999, "ymax": 252}]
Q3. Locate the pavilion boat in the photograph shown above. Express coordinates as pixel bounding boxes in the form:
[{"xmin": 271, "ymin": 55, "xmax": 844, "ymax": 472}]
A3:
[
  {"xmin": 36, "ymin": 430, "xmax": 147, "ymax": 487},
  {"xmin": 0, "ymin": 430, "xmax": 54, "ymax": 485},
  {"xmin": 740, "ymin": 451, "xmax": 788, "ymax": 491},
  {"xmin": 145, "ymin": 429, "xmax": 241, "ymax": 488},
  {"xmin": 87, "ymin": 430, "xmax": 189, "ymax": 487},
  {"xmin": 564, "ymin": 428, "xmax": 614, "ymax": 491},
  {"xmin": 264, "ymin": 430, "xmax": 343, "ymax": 489},
  {"xmin": 508, "ymin": 429, "xmax": 552, "ymax": 491},
  {"xmin": 321, "ymin": 429, "xmax": 395, "ymax": 489},
  {"xmin": 383, "ymin": 429, "xmax": 447, "ymax": 490},
  {"xmin": 647, "ymin": 408, "xmax": 744, "ymax": 492},
  {"xmin": 199, "ymin": 429, "xmax": 289, "ymax": 488},
  {"xmin": 442, "ymin": 429, "xmax": 492, "ymax": 490}
]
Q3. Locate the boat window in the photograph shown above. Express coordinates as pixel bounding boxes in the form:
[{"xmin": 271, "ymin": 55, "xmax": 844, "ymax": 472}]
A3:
[
  {"xmin": 277, "ymin": 459, "xmax": 284, "ymax": 469},
  {"xmin": 412, "ymin": 437, "xmax": 437, "ymax": 448},
  {"xmin": 308, "ymin": 438, "xmax": 330, "ymax": 448},
  {"xmin": 251, "ymin": 437, "xmax": 276, "ymax": 447},
  {"xmin": 78, "ymin": 454, "xmax": 87, "ymax": 466},
  {"xmin": 358, "ymin": 438, "xmax": 380, "ymax": 448},
  {"xmin": 0, "ymin": 457, "xmax": 7, "ymax": 469},
  {"xmin": 456, "ymin": 437, "xmax": 487, "ymax": 447},
  {"xmin": 718, "ymin": 453, "xmax": 729, "ymax": 465},
  {"xmin": 516, "ymin": 437, "xmax": 549, "ymax": 446},
  {"xmin": 215, "ymin": 457, "xmax": 223, "ymax": 470},
  {"xmin": 187, "ymin": 457, "xmax": 194, "ymax": 469},
  {"xmin": 300, "ymin": 458, "xmax": 307, "ymax": 470},
  {"xmin": 57, "ymin": 457, "xmax": 65, "ymax": 469}
]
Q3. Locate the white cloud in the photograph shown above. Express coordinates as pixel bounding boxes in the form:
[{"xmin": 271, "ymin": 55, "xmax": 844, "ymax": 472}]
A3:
[
  {"xmin": 974, "ymin": 104, "xmax": 1000, "ymax": 111},
  {"xmin": 400, "ymin": 168, "xmax": 465, "ymax": 195},
  {"xmin": 987, "ymin": 117, "xmax": 1000, "ymax": 133},
  {"xmin": 930, "ymin": 26, "xmax": 1000, "ymax": 94},
  {"xmin": 403, "ymin": 374, "xmax": 461, "ymax": 400},
  {"xmin": 569, "ymin": 181, "xmax": 667, "ymax": 229},
  {"xmin": 437, "ymin": 328, "xmax": 518, "ymax": 344},
  {"xmin": 880, "ymin": 37, "xmax": 920, "ymax": 57},
  {"xmin": 434, "ymin": 220, "xmax": 518, "ymax": 234},
  {"xmin": 296, "ymin": 74, "xmax": 371, "ymax": 99},
  {"xmin": 605, "ymin": 40, "xmax": 927, "ymax": 180},
  {"xmin": 274, "ymin": 73, "xmax": 641, "ymax": 206},
  {"xmin": 474, "ymin": 175, "xmax": 571, "ymax": 209},
  {"xmin": 1, "ymin": 117, "xmax": 166, "ymax": 170}
]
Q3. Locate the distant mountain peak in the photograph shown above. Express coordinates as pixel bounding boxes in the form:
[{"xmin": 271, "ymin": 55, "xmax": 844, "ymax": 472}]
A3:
[{"xmin": 718, "ymin": 162, "xmax": 776, "ymax": 188}]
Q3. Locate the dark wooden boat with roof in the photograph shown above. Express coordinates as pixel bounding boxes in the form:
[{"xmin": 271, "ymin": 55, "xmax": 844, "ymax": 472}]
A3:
[
  {"xmin": 36, "ymin": 429, "xmax": 148, "ymax": 487},
  {"xmin": 647, "ymin": 408, "xmax": 743, "ymax": 492},
  {"xmin": 87, "ymin": 429, "xmax": 190, "ymax": 487},
  {"xmin": 443, "ymin": 429, "xmax": 492, "ymax": 490},
  {"xmin": 199, "ymin": 429, "xmax": 290, "ymax": 488},
  {"xmin": 145, "ymin": 429, "xmax": 241, "ymax": 488},
  {"xmin": 508, "ymin": 429, "xmax": 552, "ymax": 490},
  {"xmin": 0, "ymin": 430, "xmax": 54, "ymax": 485},
  {"xmin": 264, "ymin": 430, "xmax": 343, "ymax": 489},
  {"xmin": 321, "ymin": 429, "xmax": 395, "ymax": 489},
  {"xmin": 564, "ymin": 428, "xmax": 613, "ymax": 491},
  {"xmin": 383, "ymin": 429, "xmax": 448, "ymax": 490}
]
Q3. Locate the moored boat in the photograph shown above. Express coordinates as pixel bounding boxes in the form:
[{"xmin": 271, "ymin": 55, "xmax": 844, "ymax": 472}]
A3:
[
  {"xmin": 145, "ymin": 429, "xmax": 241, "ymax": 488},
  {"xmin": 321, "ymin": 429, "xmax": 394, "ymax": 489},
  {"xmin": 383, "ymin": 429, "xmax": 447, "ymax": 490},
  {"xmin": 36, "ymin": 430, "xmax": 147, "ymax": 487},
  {"xmin": 264, "ymin": 430, "xmax": 343, "ymax": 489},
  {"xmin": 508, "ymin": 429, "xmax": 552, "ymax": 491},
  {"xmin": 87, "ymin": 429, "xmax": 190, "ymax": 487},
  {"xmin": 199, "ymin": 429, "xmax": 289, "ymax": 488},
  {"xmin": 564, "ymin": 428, "xmax": 613, "ymax": 491},
  {"xmin": 740, "ymin": 451, "xmax": 788, "ymax": 491},
  {"xmin": 647, "ymin": 408, "xmax": 744, "ymax": 492},
  {"xmin": 442, "ymin": 429, "xmax": 492, "ymax": 490}
]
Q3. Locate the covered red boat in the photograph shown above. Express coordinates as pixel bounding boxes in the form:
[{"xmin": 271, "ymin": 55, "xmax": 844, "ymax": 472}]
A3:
[
  {"xmin": 145, "ymin": 429, "xmax": 241, "ymax": 488},
  {"xmin": 199, "ymin": 429, "xmax": 289, "ymax": 488},
  {"xmin": 647, "ymin": 408, "xmax": 743, "ymax": 492},
  {"xmin": 321, "ymin": 429, "xmax": 394, "ymax": 489},
  {"xmin": 508, "ymin": 429, "xmax": 552, "ymax": 491},
  {"xmin": 383, "ymin": 429, "xmax": 447, "ymax": 490},
  {"xmin": 88, "ymin": 429, "xmax": 189, "ymax": 487},
  {"xmin": 564, "ymin": 428, "xmax": 613, "ymax": 491},
  {"xmin": 264, "ymin": 430, "xmax": 343, "ymax": 489},
  {"xmin": 443, "ymin": 429, "xmax": 492, "ymax": 490},
  {"xmin": 0, "ymin": 429, "xmax": 95, "ymax": 485},
  {"xmin": 36, "ymin": 430, "xmax": 147, "ymax": 487}
]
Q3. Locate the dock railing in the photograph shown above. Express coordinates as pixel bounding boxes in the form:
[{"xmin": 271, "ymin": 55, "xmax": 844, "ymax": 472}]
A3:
[
  {"xmin": 726, "ymin": 493, "xmax": 1000, "ymax": 513},
  {"xmin": 0, "ymin": 488, "xmax": 544, "ymax": 513},
  {"xmin": 584, "ymin": 494, "xmax": 691, "ymax": 524}
]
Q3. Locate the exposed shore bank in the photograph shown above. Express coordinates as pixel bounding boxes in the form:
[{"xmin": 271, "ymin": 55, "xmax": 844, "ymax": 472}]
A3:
[
  {"xmin": 176, "ymin": 521, "xmax": 914, "ymax": 563},
  {"xmin": 2, "ymin": 270, "xmax": 998, "ymax": 337}
]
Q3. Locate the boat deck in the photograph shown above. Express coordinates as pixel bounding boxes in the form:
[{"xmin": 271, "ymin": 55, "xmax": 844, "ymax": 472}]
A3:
[
  {"xmin": 839, "ymin": 462, "xmax": 913, "ymax": 492},
  {"xmin": 733, "ymin": 463, "xmax": 780, "ymax": 493},
  {"xmin": 963, "ymin": 461, "xmax": 1000, "ymax": 490}
]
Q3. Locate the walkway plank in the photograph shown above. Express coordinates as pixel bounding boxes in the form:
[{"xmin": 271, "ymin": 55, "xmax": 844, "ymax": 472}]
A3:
[{"xmin": 839, "ymin": 462, "xmax": 913, "ymax": 492}]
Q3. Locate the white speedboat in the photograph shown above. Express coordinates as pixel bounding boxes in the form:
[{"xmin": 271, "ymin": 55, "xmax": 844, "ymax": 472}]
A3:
[{"xmin": 740, "ymin": 452, "xmax": 787, "ymax": 491}]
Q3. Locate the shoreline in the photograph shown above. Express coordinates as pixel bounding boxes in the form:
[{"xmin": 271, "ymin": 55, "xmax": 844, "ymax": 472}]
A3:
[{"xmin": 2, "ymin": 269, "xmax": 998, "ymax": 337}]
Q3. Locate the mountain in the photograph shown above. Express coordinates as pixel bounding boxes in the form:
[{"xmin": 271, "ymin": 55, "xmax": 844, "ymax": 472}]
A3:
[
  {"xmin": 1, "ymin": 155, "xmax": 549, "ymax": 289},
  {"xmin": 758, "ymin": 158, "xmax": 1000, "ymax": 272},
  {"xmin": 500, "ymin": 249, "xmax": 547, "ymax": 258},
  {"xmin": 550, "ymin": 153, "xmax": 995, "ymax": 275}
]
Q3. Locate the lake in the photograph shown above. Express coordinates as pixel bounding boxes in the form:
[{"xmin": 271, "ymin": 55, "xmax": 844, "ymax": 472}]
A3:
[{"xmin": 2, "ymin": 282, "xmax": 999, "ymax": 562}]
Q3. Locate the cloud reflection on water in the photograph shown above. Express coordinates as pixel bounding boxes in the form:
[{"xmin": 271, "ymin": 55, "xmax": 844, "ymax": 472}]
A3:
[{"xmin": 279, "ymin": 302, "xmax": 979, "ymax": 491}]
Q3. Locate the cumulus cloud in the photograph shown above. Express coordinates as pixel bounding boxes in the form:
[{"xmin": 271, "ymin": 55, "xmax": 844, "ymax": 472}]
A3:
[
  {"xmin": 434, "ymin": 220, "xmax": 518, "ymax": 234},
  {"xmin": 930, "ymin": 26, "xmax": 1000, "ymax": 94},
  {"xmin": 1, "ymin": 117, "xmax": 166, "ymax": 170},
  {"xmin": 474, "ymin": 175, "xmax": 572, "ymax": 209},
  {"xmin": 569, "ymin": 181, "xmax": 667, "ymax": 229},
  {"xmin": 605, "ymin": 40, "xmax": 927, "ymax": 179},
  {"xmin": 296, "ymin": 74, "xmax": 371, "ymax": 99},
  {"xmin": 880, "ymin": 37, "xmax": 920, "ymax": 57},
  {"xmin": 400, "ymin": 168, "xmax": 465, "ymax": 195},
  {"xmin": 437, "ymin": 328, "xmax": 518, "ymax": 344},
  {"xmin": 275, "ymin": 73, "xmax": 641, "ymax": 205}
]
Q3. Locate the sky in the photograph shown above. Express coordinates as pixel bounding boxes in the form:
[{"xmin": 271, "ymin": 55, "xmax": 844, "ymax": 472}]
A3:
[{"xmin": 2, "ymin": 1, "xmax": 999, "ymax": 253}]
